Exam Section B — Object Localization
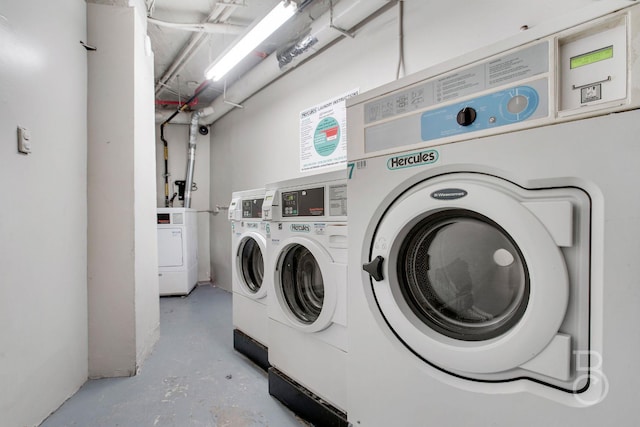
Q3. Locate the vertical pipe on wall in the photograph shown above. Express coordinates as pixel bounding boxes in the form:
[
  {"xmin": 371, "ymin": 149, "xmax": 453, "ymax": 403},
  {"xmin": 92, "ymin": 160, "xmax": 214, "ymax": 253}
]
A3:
[
  {"xmin": 184, "ymin": 106, "xmax": 214, "ymax": 208},
  {"xmin": 159, "ymin": 82, "xmax": 211, "ymax": 207},
  {"xmin": 183, "ymin": 111, "xmax": 200, "ymax": 209},
  {"xmin": 160, "ymin": 124, "xmax": 170, "ymax": 207}
]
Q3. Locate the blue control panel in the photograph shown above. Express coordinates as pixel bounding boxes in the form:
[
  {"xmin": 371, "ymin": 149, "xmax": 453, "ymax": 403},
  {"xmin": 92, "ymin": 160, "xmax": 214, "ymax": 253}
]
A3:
[{"xmin": 421, "ymin": 85, "xmax": 540, "ymax": 141}]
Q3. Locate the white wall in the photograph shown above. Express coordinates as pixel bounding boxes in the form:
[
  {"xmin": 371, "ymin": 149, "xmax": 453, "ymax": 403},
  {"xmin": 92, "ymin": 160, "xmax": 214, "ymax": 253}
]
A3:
[
  {"xmin": 209, "ymin": 0, "xmax": 602, "ymax": 291},
  {"xmin": 155, "ymin": 124, "xmax": 212, "ymax": 282},
  {"xmin": 88, "ymin": 1, "xmax": 159, "ymax": 378},
  {"xmin": 0, "ymin": 1, "xmax": 88, "ymax": 426},
  {"xmin": 134, "ymin": 5, "xmax": 162, "ymax": 367}
]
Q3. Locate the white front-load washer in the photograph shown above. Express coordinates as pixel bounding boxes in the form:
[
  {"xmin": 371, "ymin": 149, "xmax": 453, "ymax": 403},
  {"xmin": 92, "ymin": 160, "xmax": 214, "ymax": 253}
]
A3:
[
  {"xmin": 157, "ymin": 207, "xmax": 198, "ymax": 296},
  {"xmin": 228, "ymin": 188, "xmax": 269, "ymax": 370},
  {"xmin": 347, "ymin": 4, "xmax": 640, "ymax": 426},
  {"xmin": 262, "ymin": 170, "xmax": 348, "ymax": 426}
]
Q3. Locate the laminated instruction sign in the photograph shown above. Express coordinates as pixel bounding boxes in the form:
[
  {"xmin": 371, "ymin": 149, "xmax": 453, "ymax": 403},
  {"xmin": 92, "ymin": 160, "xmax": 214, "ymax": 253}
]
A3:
[{"xmin": 300, "ymin": 89, "xmax": 359, "ymax": 172}]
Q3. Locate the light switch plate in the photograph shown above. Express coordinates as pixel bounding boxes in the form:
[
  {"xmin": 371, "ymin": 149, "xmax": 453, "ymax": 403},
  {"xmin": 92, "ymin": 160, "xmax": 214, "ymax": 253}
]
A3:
[{"xmin": 17, "ymin": 126, "xmax": 31, "ymax": 154}]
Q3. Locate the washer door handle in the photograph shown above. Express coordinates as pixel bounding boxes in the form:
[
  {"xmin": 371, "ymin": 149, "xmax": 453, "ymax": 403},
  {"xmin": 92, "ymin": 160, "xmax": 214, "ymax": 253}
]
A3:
[{"xmin": 363, "ymin": 256, "xmax": 384, "ymax": 281}]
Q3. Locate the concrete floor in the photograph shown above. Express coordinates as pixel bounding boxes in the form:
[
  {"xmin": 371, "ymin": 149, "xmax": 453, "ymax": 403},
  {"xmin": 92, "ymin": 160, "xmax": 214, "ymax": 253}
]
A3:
[{"xmin": 40, "ymin": 284, "xmax": 307, "ymax": 427}]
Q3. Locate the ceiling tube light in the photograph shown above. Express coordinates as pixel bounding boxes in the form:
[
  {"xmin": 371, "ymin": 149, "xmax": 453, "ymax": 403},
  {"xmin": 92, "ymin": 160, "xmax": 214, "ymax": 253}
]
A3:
[{"xmin": 205, "ymin": 0, "xmax": 298, "ymax": 82}]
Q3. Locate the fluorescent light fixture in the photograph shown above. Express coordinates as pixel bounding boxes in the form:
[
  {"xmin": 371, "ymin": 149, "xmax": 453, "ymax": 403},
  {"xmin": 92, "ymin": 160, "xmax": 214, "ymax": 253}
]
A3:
[{"xmin": 205, "ymin": 0, "xmax": 297, "ymax": 81}]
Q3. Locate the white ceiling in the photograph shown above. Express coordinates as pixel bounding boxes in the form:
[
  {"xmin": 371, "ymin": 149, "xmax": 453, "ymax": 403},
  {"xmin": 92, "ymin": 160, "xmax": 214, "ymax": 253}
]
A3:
[{"xmin": 146, "ymin": 0, "xmax": 338, "ymax": 111}]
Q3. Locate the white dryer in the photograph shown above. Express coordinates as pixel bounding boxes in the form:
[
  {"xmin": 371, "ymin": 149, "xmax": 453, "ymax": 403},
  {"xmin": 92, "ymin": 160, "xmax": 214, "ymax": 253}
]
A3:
[
  {"xmin": 157, "ymin": 207, "xmax": 198, "ymax": 296},
  {"xmin": 262, "ymin": 170, "xmax": 348, "ymax": 425},
  {"xmin": 228, "ymin": 188, "xmax": 269, "ymax": 370},
  {"xmin": 347, "ymin": 4, "xmax": 640, "ymax": 426}
]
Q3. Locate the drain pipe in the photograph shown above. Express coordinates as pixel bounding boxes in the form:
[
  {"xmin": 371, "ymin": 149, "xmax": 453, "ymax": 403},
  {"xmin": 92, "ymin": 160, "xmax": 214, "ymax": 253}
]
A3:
[{"xmin": 184, "ymin": 106, "xmax": 214, "ymax": 208}]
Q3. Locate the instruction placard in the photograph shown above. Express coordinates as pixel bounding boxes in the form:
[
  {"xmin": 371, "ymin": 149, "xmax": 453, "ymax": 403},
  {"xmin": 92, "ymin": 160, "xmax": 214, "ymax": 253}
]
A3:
[{"xmin": 300, "ymin": 89, "xmax": 359, "ymax": 172}]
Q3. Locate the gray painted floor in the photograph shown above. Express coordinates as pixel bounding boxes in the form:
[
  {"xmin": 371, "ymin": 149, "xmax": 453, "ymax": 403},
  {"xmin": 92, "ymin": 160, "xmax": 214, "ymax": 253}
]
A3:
[{"xmin": 40, "ymin": 284, "xmax": 307, "ymax": 427}]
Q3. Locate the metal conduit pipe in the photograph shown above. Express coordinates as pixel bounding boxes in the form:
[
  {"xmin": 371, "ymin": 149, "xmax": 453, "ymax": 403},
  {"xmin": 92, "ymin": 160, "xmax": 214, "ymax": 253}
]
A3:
[
  {"xmin": 184, "ymin": 106, "xmax": 214, "ymax": 208},
  {"xmin": 154, "ymin": 0, "xmax": 395, "ymax": 125}
]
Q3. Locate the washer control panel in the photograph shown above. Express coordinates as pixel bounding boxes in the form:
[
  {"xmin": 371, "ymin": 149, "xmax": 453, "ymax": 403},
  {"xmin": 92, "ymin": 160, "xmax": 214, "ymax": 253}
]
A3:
[
  {"xmin": 282, "ymin": 187, "xmax": 325, "ymax": 217},
  {"xmin": 421, "ymin": 80, "xmax": 547, "ymax": 141},
  {"xmin": 242, "ymin": 198, "xmax": 264, "ymax": 219},
  {"xmin": 351, "ymin": 4, "xmax": 639, "ymax": 159}
]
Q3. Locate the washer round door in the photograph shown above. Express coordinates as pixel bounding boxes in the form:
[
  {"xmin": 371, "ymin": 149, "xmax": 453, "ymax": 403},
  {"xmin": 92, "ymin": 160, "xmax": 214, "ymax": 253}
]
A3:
[
  {"xmin": 274, "ymin": 237, "xmax": 338, "ymax": 332},
  {"xmin": 234, "ymin": 231, "xmax": 267, "ymax": 299},
  {"xmin": 366, "ymin": 175, "xmax": 570, "ymax": 374}
]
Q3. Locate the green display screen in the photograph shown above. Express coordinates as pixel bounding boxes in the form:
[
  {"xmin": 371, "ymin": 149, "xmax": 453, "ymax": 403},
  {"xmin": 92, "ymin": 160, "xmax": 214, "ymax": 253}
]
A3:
[{"xmin": 570, "ymin": 45, "xmax": 614, "ymax": 69}]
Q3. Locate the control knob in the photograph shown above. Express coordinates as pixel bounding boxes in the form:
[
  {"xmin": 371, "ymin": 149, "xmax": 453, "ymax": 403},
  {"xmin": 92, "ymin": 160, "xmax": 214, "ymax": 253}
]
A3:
[
  {"xmin": 507, "ymin": 94, "xmax": 528, "ymax": 114},
  {"xmin": 456, "ymin": 107, "xmax": 477, "ymax": 126}
]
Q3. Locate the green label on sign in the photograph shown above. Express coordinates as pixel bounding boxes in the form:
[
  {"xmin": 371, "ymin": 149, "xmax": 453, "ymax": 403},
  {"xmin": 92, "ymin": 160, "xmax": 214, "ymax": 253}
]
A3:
[{"xmin": 314, "ymin": 117, "xmax": 340, "ymax": 156}]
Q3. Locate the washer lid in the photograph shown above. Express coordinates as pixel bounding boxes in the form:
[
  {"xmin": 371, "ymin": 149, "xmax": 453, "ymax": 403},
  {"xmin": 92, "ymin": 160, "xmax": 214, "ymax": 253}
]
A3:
[{"xmin": 368, "ymin": 176, "xmax": 570, "ymax": 374}]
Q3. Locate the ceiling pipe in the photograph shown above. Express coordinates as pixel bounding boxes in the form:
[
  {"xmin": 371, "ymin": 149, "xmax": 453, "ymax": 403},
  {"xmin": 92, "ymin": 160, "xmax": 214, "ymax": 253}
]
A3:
[
  {"xmin": 199, "ymin": 0, "xmax": 395, "ymax": 125},
  {"xmin": 155, "ymin": 0, "xmax": 395, "ymax": 124},
  {"xmin": 155, "ymin": 80, "xmax": 210, "ymax": 108},
  {"xmin": 148, "ymin": 17, "xmax": 245, "ymax": 34},
  {"xmin": 153, "ymin": 3, "xmax": 239, "ymax": 96},
  {"xmin": 156, "ymin": 98, "xmax": 199, "ymax": 107}
]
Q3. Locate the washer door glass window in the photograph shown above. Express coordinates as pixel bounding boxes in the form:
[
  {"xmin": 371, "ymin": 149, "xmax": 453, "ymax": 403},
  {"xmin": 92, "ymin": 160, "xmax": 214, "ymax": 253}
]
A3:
[
  {"xmin": 398, "ymin": 210, "xmax": 529, "ymax": 341},
  {"xmin": 280, "ymin": 244, "xmax": 324, "ymax": 324},
  {"xmin": 369, "ymin": 176, "xmax": 575, "ymax": 375},
  {"xmin": 240, "ymin": 238, "xmax": 264, "ymax": 293}
]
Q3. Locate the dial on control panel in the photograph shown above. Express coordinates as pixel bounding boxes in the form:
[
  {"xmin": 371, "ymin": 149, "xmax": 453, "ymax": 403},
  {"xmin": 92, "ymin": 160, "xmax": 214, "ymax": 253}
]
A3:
[
  {"xmin": 421, "ymin": 84, "xmax": 542, "ymax": 142},
  {"xmin": 456, "ymin": 107, "xmax": 477, "ymax": 126},
  {"xmin": 507, "ymin": 95, "xmax": 529, "ymax": 114}
]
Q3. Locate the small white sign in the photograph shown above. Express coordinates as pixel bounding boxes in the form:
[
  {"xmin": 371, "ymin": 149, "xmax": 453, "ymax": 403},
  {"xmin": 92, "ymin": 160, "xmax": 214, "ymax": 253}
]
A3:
[{"xmin": 300, "ymin": 89, "xmax": 359, "ymax": 172}]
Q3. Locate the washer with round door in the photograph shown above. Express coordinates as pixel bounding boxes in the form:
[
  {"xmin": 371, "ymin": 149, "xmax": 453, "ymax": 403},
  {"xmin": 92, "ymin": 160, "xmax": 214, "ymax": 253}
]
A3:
[
  {"xmin": 262, "ymin": 170, "xmax": 348, "ymax": 424},
  {"xmin": 346, "ymin": 4, "xmax": 640, "ymax": 426},
  {"xmin": 228, "ymin": 188, "xmax": 269, "ymax": 370},
  {"xmin": 364, "ymin": 173, "xmax": 589, "ymax": 382}
]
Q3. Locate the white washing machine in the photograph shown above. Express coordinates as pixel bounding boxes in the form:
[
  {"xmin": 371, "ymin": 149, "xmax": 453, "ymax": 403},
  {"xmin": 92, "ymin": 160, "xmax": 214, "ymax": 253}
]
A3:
[
  {"xmin": 157, "ymin": 207, "xmax": 198, "ymax": 296},
  {"xmin": 347, "ymin": 4, "xmax": 640, "ymax": 426},
  {"xmin": 228, "ymin": 188, "xmax": 270, "ymax": 370},
  {"xmin": 262, "ymin": 170, "xmax": 349, "ymax": 425}
]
